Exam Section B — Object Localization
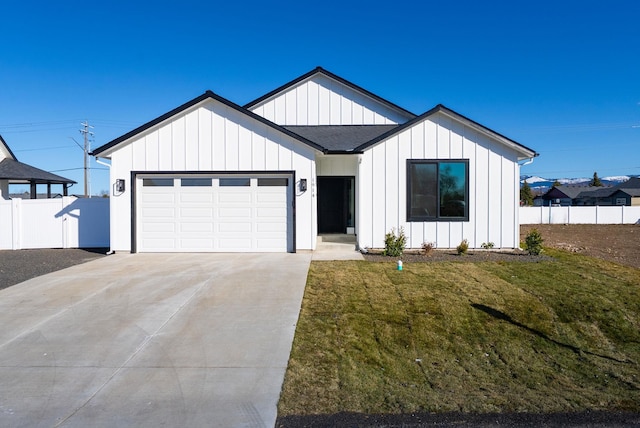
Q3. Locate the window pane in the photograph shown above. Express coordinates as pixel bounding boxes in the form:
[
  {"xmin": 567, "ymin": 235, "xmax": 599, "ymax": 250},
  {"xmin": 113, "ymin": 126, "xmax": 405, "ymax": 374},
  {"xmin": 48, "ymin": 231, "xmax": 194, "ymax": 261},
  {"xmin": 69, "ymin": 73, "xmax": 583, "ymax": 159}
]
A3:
[
  {"xmin": 257, "ymin": 178, "xmax": 288, "ymax": 186},
  {"xmin": 410, "ymin": 163, "xmax": 437, "ymax": 218},
  {"xmin": 219, "ymin": 178, "xmax": 250, "ymax": 187},
  {"xmin": 143, "ymin": 178, "xmax": 174, "ymax": 187},
  {"xmin": 181, "ymin": 178, "xmax": 212, "ymax": 187},
  {"xmin": 439, "ymin": 162, "xmax": 467, "ymax": 218}
]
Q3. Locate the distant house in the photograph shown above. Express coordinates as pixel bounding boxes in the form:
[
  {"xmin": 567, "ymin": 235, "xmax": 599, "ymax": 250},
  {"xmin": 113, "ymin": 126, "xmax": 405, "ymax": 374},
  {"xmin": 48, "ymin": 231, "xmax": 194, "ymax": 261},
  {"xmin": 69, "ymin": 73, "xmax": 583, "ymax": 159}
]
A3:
[
  {"xmin": 538, "ymin": 177, "xmax": 640, "ymax": 206},
  {"xmin": 536, "ymin": 185, "xmax": 586, "ymax": 206},
  {"xmin": 0, "ymin": 135, "xmax": 76, "ymax": 199}
]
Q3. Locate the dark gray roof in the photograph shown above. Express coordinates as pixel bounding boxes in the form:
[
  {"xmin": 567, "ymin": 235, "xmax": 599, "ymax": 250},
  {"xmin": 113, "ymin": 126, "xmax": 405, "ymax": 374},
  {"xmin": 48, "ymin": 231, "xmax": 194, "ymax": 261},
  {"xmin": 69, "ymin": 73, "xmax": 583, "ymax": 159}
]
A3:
[
  {"xmin": 283, "ymin": 125, "xmax": 398, "ymax": 152},
  {"xmin": 614, "ymin": 188, "xmax": 640, "ymax": 197},
  {"xmin": 0, "ymin": 158, "xmax": 76, "ymax": 184},
  {"xmin": 618, "ymin": 177, "xmax": 640, "ymax": 189},
  {"xmin": 549, "ymin": 185, "xmax": 588, "ymax": 199}
]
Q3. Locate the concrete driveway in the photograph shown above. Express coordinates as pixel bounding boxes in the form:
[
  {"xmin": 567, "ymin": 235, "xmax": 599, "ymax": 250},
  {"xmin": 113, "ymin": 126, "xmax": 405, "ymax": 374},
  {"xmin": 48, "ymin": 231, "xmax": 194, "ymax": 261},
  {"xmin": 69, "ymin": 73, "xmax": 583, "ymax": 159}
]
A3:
[{"xmin": 0, "ymin": 252, "xmax": 311, "ymax": 427}]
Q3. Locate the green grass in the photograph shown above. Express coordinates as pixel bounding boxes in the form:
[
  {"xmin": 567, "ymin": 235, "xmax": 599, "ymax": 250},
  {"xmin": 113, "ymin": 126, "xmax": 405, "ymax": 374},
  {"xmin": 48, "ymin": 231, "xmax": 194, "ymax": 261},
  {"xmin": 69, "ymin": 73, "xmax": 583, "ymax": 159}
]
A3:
[{"xmin": 278, "ymin": 249, "xmax": 640, "ymax": 416}]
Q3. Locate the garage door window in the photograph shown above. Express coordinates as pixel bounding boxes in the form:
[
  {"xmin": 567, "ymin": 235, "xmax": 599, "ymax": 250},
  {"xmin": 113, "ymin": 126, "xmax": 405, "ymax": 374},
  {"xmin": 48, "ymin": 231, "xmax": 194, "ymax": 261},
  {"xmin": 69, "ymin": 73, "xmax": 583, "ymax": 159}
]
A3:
[
  {"xmin": 143, "ymin": 178, "xmax": 174, "ymax": 187},
  {"xmin": 219, "ymin": 178, "xmax": 250, "ymax": 186},
  {"xmin": 258, "ymin": 178, "xmax": 288, "ymax": 186},
  {"xmin": 181, "ymin": 178, "xmax": 212, "ymax": 187}
]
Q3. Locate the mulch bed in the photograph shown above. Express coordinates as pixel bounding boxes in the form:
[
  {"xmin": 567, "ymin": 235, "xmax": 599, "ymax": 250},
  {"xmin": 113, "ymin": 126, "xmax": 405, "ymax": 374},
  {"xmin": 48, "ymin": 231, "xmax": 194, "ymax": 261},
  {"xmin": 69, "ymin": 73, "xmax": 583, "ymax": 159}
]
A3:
[{"xmin": 363, "ymin": 249, "xmax": 553, "ymax": 263}]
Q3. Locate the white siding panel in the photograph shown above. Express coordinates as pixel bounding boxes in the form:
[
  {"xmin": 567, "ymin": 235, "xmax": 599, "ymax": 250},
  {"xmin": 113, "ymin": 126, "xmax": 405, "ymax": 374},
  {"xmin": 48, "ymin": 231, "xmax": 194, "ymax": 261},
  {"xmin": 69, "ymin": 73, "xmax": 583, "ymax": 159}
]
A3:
[
  {"xmin": 329, "ymin": 90, "xmax": 341, "ymax": 124},
  {"xmin": 212, "ymin": 111, "xmax": 225, "ymax": 170},
  {"xmin": 185, "ymin": 110, "xmax": 199, "ymax": 169},
  {"xmin": 371, "ymin": 144, "xmax": 386, "ymax": 248},
  {"xmin": 487, "ymin": 149, "xmax": 502, "ymax": 245},
  {"xmin": 238, "ymin": 125, "xmax": 252, "ymax": 170},
  {"xmin": 358, "ymin": 151, "xmax": 373, "ymax": 249},
  {"xmin": 297, "ymin": 85, "xmax": 308, "ymax": 125},
  {"xmin": 424, "ymin": 120, "xmax": 437, "ymax": 158},
  {"xmin": 501, "ymin": 157, "xmax": 516, "ymax": 247},
  {"xmin": 158, "ymin": 126, "xmax": 172, "ymax": 170},
  {"xmin": 285, "ymin": 90, "xmax": 297, "ymax": 124},
  {"xmin": 198, "ymin": 108, "xmax": 212, "ymax": 170},
  {"xmin": 225, "ymin": 119, "xmax": 239, "ymax": 170},
  {"xmin": 307, "ymin": 80, "xmax": 319, "ymax": 126},
  {"xmin": 172, "ymin": 117, "xmax": 186, "ymax": 170},
  {"xmin": 474, "ymin": 138, "xmax": 489, "ymax": 246},
  {"xmin": 385, "ymin": 137, "xmax": 399, "ymax": 228},
  {"xmin": 252, "ymin": 132, "xmax": 266, "ymax": 170},
  {"xmin": 436, "ymin": 117, "xmax": 450, "ymax": 158},
  {"xmin": 145, "ymin": 132, "xmax": 159, "ymax": 170}
]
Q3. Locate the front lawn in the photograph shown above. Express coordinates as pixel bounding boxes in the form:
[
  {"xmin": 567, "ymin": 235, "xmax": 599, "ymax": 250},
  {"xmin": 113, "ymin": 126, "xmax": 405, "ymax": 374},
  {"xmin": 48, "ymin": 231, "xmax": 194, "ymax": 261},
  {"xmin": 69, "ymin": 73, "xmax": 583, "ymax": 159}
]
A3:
[{"xmin": 278, "ymin": 249, "xmax": 640, "ymax": 416}]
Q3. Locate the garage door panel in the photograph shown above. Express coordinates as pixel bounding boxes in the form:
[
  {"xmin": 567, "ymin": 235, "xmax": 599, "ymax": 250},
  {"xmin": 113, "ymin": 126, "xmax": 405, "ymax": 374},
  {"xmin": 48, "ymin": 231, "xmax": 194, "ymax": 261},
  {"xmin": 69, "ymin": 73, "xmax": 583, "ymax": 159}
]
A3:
[
  {"xmin": 256, "ymin": 192, "xmax": 286, "ymax": 203},
  {"xmin": 143, "ymin": 223, "xmax": 176, "ymax": 233},
  {"xmin": 180, "ymin": 223, "xmax": 213, "ymax": 232},
  {"xmin": 180, "ymin": 238, "xmax": 215, "ymax": 250},
  {"xmin": 256, "ymin": 222, "xmax": 287, "ymax": 232},
  {"xmin": 142, "ymin": 193, "xmax": 175, "ymax": 203},
  {"xmin": 219, "ymin": 238, "xmax": 253, "ymax": 249},
  {"xmin": 257, "ymin": 207, "xmax": 287, "ymax": 217},
  {"xmin": 219, "ymin": 207, "xmax": 252, "ymax": 218},
  {"xmin": 219, "ymin": 193, "xmax": 252, "ymax": 203},
  {"xmin": 142, "ymin": 207, "xmax": 175, "ymax": 218},
  {"xmin": 138, "ymin": 174, "xmax": 291, "ymax": 252},
  {"xmin": 180, "ymin": 207, "xmax": 214, "ymax": 217},
  {"xmin": 180, "ymin": 193, "xmax": 213, "ymax": 203},
  {"xmin": 218, "ymin": 222, "xmax": 252, "ymax": 232}
]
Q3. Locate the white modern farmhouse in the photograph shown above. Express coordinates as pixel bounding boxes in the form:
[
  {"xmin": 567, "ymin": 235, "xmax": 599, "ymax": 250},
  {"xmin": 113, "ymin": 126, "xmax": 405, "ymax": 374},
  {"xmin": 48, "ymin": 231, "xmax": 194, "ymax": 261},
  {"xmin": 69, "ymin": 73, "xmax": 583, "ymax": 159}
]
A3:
[{"xmin": 92, "ymin": 67, "xmax": 537, "ymax": 253}]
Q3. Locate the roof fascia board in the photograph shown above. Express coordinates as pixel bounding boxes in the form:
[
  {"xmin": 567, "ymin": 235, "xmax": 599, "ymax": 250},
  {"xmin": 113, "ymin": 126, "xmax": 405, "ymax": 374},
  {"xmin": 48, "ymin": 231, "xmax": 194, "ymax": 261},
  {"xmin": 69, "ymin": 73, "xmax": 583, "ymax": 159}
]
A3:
[
  {"xmin": 92, "ymin": 91, "xmax": 326, "ymax": 157},
  {"xmin": 354, "ymin": 104, "xmax": 538, "ymax": 159},
  {"xmin": 243, "ymin": 66, "xmax": 417, "ymax": 120},
  {"xmin": 0, "ymin": 134, "xmax": 18, "ymax": 161}
]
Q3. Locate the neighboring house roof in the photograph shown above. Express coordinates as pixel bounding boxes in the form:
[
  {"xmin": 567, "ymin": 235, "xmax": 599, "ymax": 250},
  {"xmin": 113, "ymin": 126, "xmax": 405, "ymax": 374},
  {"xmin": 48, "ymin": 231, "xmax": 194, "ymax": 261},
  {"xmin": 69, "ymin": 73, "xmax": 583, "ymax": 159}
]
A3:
[
  {"xmin": 0, "ymin": 157, "xmax": 76, "ymax": 184},
  {"xmin": 283, "ymin": 125, "xmax": 397, "ymax": 152},
  {"xmin": 613, "ymin": 188, "xmax": 640, "ymax": 197},
  {"xmin": 618, "ymin": 177, "xmax": 640, "ymax": 189},
  {"xmin": 244, "ymin": 66, "xmax": 417, "ymax": 121},
  {"xmin": 543, "ymin": 185, "xmax": 588, "ymax": 200}
]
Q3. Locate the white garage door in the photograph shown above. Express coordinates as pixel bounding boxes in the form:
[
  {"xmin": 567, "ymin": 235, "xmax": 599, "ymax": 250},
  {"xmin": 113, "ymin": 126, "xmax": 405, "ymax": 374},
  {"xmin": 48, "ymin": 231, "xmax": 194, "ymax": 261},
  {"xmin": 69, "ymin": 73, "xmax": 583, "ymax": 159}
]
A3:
[{"xmin": 137, "ymin": 175, "xmax": 292, "ymax": 252}]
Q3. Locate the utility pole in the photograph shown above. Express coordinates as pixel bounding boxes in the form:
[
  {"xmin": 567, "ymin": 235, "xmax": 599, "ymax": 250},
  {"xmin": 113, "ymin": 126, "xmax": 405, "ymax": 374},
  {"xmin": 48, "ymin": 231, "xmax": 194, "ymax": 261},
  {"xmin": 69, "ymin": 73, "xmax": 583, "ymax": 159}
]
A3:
[{"xmin": 79, "ymin": 121, "xmax": 94, "ymax": 198}]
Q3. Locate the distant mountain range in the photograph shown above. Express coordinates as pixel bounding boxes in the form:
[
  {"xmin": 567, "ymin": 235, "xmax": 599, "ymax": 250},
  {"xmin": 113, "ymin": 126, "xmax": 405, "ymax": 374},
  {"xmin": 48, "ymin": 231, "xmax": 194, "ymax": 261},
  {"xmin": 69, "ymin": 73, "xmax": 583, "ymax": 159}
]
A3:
[{"xmin": 520, "ymin": 175, "xmax": 639, "ymax": 193}]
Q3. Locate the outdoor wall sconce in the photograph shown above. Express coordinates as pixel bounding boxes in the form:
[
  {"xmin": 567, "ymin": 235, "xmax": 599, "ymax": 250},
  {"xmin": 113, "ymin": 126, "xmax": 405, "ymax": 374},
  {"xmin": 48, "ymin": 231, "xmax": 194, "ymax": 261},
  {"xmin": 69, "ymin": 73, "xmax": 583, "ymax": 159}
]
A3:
[
  {"xmin": 300, "ymin": 179, "xmax": 307, "ymax": 192},
  {"xmin": 115, "ymin": 179, "xmax": 125, "ymax": 193}
]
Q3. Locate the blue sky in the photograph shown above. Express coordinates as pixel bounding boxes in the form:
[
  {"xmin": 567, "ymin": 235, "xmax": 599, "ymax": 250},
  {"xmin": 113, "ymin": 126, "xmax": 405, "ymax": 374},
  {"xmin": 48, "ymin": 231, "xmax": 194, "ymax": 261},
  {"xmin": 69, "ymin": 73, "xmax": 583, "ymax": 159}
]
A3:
[{"xmin": 2, "ymin": 0, "xmax": 639, "ymax": 195}]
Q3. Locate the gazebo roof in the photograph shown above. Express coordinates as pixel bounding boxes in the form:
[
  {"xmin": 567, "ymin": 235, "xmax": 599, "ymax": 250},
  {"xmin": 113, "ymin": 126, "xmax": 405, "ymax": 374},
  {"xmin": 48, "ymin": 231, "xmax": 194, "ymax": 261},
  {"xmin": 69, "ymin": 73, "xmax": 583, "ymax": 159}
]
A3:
[{"xmin": 0, "ymin": 158, "xmax": 76, "ymax": 184}]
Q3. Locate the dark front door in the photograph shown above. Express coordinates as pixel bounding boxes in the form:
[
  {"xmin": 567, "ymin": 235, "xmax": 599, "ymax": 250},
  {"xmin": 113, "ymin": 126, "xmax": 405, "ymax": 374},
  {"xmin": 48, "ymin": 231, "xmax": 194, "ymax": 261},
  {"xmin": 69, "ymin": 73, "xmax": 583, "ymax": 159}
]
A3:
[{"xmin": 317, "ymin": 176, "xmax": 354, "ymax": 234}]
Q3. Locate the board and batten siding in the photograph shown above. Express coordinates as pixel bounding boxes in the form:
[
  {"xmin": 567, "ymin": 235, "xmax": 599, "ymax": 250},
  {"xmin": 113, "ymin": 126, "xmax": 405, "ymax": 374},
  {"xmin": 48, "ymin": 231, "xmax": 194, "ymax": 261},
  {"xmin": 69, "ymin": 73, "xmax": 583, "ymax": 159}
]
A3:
[
  {"xmin": 108, "ymin": 100, "xmax": 317, "ymax": 252},
  {"xmin": 249, "ymin": 74, "xmax": 408, "ymax": 126},
  {"xmin": 357, "ymin": 112, "xmax": 521, "ymax": 250}
]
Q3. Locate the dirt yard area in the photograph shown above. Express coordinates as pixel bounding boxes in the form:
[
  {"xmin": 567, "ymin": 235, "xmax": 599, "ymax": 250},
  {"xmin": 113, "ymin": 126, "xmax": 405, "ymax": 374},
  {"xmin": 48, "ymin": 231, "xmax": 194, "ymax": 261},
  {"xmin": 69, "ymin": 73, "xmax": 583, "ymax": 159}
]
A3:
[{"xmin": 521, "ymin": 224, "xmax": 640, "ymax": 270}]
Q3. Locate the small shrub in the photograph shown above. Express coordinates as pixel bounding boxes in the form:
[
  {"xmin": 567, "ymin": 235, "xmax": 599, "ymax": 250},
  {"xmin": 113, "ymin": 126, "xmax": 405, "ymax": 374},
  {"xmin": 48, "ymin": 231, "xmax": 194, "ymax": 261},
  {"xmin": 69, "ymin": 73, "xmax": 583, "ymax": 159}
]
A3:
[
  {"xmin": 421, "ymin": 241, "xmax": 435, "ymax": 255},
  {"xmin": 481, "ymin": 242, "xmax": 495, "ymax": 249},
  {"xmin": 524, "ymin": 228, "xmax": 544, "ymax": 255},
  {"xmin": 383, "ymin": 227, "xmax": 406, "ymax": 257},
  {"xmin": 456, "ymin": 239, "xmax": 469, "ymax": 255}
]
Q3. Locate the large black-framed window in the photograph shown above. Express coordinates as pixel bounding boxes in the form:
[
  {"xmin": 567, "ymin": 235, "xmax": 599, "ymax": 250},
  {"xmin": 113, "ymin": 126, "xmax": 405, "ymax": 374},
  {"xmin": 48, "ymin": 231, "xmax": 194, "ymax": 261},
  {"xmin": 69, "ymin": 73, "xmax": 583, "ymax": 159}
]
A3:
[{"xmin": 407, "ymin": 159, "xmax": 469, "ymax": 221}]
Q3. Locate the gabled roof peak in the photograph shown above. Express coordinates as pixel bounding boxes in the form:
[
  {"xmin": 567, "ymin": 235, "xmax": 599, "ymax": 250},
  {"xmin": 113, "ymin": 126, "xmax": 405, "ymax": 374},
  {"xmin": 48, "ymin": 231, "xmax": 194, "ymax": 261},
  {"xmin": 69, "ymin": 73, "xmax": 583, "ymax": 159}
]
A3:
[{"xmin": 243, "ymin": 66, "xmax": 417, "ymax": 120}]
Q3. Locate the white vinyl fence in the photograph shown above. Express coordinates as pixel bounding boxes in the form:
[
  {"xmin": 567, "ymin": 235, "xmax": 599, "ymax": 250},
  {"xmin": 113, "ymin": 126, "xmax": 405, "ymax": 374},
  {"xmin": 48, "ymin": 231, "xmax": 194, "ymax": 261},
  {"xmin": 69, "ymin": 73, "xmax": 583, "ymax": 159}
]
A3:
[
  {"xmin": 520, "ymin": 206, "xmax": 640, "ymax": 225},
  {"xmin": 0, "ymin": 197, "xmax": 109, "ymax": 250}
]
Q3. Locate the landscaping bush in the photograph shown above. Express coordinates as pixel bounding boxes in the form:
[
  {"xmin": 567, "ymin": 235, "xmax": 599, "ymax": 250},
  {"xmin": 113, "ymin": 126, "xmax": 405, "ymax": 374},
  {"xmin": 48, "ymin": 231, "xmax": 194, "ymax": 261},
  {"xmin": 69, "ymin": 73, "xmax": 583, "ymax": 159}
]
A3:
[
  {"xmin": 481, "ymin": 242, "xmax": 494, "ymax": 249},
  {"xmin": 524, "ymin": 228, "xmax": 544, "ymax": 255},
  {"xmin": 383, "ymin": 227, "xmax": 406, "ymax": 257},
  {"xmin": 456, "ymin": 239, "xmax": 469, "ymax": 255},
  {"xmin": 421, "ymin": 241, "xmax": 435, "ymax": 255}
]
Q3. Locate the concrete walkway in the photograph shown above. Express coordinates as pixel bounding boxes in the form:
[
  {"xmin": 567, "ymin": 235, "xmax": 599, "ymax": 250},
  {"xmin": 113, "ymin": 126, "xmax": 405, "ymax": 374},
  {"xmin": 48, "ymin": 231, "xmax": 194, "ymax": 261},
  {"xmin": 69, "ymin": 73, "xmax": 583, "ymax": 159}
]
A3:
[{"xmin": 0, "ymin": 252, "xmax": 311, "ymax": 428}]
